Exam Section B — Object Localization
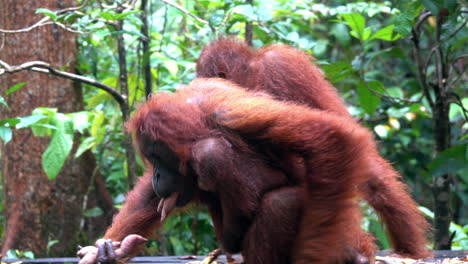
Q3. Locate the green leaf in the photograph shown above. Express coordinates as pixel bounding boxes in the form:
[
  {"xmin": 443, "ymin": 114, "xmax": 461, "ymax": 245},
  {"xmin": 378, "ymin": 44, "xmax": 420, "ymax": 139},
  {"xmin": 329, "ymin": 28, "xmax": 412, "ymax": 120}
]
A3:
[
  {"xmin": 371, "ymin": 25, "xmax": 400, "ymax": 41},
  {"xmin": 42, "ymin": 129, "xmax": 73, "ymax": 180},
  {"xmin": 69, "ymin": 111, "xmax": 90, "ymax": 134},
  {"xmin": 30, "ymin": 108, "xmax": 58, "ymax": 136},
  {"xmin": 54, "ymin": 113, "xmax": 74, "ymax": 135},
  {"xmin": 6, "ymin": 82, "xmax": 27, "ymax": 95},
  {"xmin": 341, "ymin": 13, "xmax": 366, "ymax": 40},
  {"xmin": 22, "ymin": 251, "xmax": 35, "ymax": 259},
  {"xmin": 128, "ymin": 74, "xmax": 145, "ymax": 104},
  {"xmin": 286, "ymin": 32, "xmax": 300, "ymax": 43},
  {"xmin": 209, "ymin": 9, "xmax": 225, "ymax": 27},
  {"xmin": 393, "ymin": 1, "xmax": 419, "ymax": 37},
  {"xmin": 233, "ymin": 4, "xmax": 255, "ymax": 19},
  {"xmin": 427, "ymin": 144, "xmax": 468, "ymax": 177},
  {"xmin": 421, "ymin": 0, "xmax": 441, "ymax": 15},
  {"xmin": 0, "ymin": 96, "xmax": 9, "ymax": 109},
  {"xmin": 36, "ymin": 8, "xmax": 57, "ymax": 20},
  {"xmin": 0, "ymin": 118, "xmax": 20, "ymax": 127},
  {"xmin": 362, "ymin": 27, "xmax": 372, "ymax": 41},
  {"xmin": 47, "ymin": 240, "xmax": 59, "ymax": 251},
  {"xmin": 357, "ymin": 80, "xmax": 383, "ymax": 115},
  {"xmin": 386, "ymin": 87, "xmax": 404, "ymax": 98},
  {"xmin": 5, "ymin": 250, "xmax": 18, "ymax": 259},
  {"xmin": 364, "ymin": 47, "xmax": 405, "ymax": 69},
  {"xmin": 151, "ymin": 68, "xmax": 159, "ymax": 80},
  {"xmin": 90, "ymin": 112, "xmax": 105, "ymax": 144},
  {"xmin": 164, "ymin": 60, "xmax": 179, "ymax": 77},
  {"xmin": 58, "ymin": 12, "xmax": 81, "ymax": 23},
  {"xmin": 444, "ymin": 0, "xmax": 458, "ymax": 12},
  {"xmin": 321, "ymin": 62, "xmax": 354, "ymax": 83},
  {"xmin": 41, "ymin": 113, "xmax": 74, "ymax": 179},
  {"xmin": 100, "ymin": 11, "xmax": 117, "ymax": 21},
  {"xmin": 74, "ymin": 137, "xmax": 96, "ymax": 158},
  {"xmin": 331, "ymin": 23, "xmax": 351, "ymax": 46},
  {"xmin": 16, "ymin": 115, "xmax": 47, "ymax": 129},
  {"xmin": 312, "ymin": 39, "xmax": 328, "ymax": 57},
  {"xmin": 368, "ymin": 81, "xmax": 386, "ymax": 93},
  {"xmin": 31, "ymin": 123, "xmax": 57, "ymax": 137},
  {"xmin": 449, "ymin": 97, "xmax": 468, "ymax": 120},
  {"xmin": 84, "ymin": 207, "xmax": 103, "ymax": 217},
  {"xmin": 386, "ymin": 46, "xmax": 406, "ymax": 58},
  {"xmin": 88, "ymin": 91, "xmax": 114, "ymax": 109},
  {"xmin": 31, "ymin": 120, "xmax": 54, "ymax": 136},
  {"xmin": 0, "ymin": 127, "xmax": 12, "ymax": 143},
  {"xmin": 32, "ymin": 107, "xmax": 58, "ymax": 116},
  {"xmin": 115, "ymin": 10, "xmax": 142, "ymax": 20}
]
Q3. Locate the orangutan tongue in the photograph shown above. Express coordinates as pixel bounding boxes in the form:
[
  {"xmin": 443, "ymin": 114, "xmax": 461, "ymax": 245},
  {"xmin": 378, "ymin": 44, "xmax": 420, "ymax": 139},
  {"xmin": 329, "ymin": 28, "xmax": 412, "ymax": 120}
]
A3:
[{"xmin": 157, "ymin": 192, "xmax": 179, "ymax": 222}]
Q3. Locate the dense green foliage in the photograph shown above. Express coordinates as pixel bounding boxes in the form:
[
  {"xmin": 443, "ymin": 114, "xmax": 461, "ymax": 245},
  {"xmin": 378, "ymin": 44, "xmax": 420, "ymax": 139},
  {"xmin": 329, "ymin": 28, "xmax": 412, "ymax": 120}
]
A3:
[{"xmin": 1, "ymin": 0, "xmax": 467, "ymax": 255}]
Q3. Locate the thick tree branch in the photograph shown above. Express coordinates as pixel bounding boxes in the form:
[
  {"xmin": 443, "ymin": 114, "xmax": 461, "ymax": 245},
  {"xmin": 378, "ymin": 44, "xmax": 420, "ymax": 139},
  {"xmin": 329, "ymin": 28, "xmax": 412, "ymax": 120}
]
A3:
[
  {"xmin": 245, "ymin": 0, "xmax": 253, "ymax": 46},
  {"xmin": 0, "ymin": 17, "xmax": 51, "ymax": 33},
  {"xmin": 140, "ymin": 0, "xmax": 152, "ymax": 98},
  {"xmin": 414, "ymin": 11, "xmax": 431, "ymax": 34},
  {"xmin": 0, "ymin": 19, "xmax": 83, "ymax": 34},
  {"xmin": 434, "ymin": 15, "xmax": 446, "ymax": 96},
  {"xmin": 411, "ymin": 25, "xmax": 435, "ymax": 108},
  {"xmin": 0, "ymin": 60, "xmax": 126, "ymax": 105},
  {"xmin": 431, "ymin": 11, "xmax": 454, "ymax": 251},
  {"xmin": 115, "ymin": 4, "xmax": 137, "ymax": 188},
  {"xmin": 0, "ymin": 1, "xmax": 89, "ymax": 34}
]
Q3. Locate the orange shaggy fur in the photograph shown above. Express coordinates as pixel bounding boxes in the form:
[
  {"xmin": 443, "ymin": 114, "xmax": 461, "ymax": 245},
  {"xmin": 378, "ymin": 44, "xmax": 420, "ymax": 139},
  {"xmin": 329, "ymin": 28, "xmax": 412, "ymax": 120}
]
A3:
[
  {"xmin": 123, "ymin": 78, "xmax": 383, "ymax": 263},
  {"xmin": 197, "ymin": 39, "xmax": 431, "ymax": 258},
  {"xmin": 97, "ymin": 39, "xmax": 432, "ymax": 263}
]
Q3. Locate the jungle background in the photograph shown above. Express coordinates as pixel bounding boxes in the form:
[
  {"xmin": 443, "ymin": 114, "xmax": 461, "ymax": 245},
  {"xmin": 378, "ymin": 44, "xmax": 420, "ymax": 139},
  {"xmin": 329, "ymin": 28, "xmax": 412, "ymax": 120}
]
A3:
[{"xmin": 0, "ymin": 0, "xmax": 466, "ymax": 259}]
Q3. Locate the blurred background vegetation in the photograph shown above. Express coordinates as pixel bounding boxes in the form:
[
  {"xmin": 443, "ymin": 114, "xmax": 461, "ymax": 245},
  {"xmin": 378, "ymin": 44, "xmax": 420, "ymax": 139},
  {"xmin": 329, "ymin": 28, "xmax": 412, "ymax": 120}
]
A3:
[{"xmin": 0, "ymin": 0, "xmax": 466, "ymax": 258}]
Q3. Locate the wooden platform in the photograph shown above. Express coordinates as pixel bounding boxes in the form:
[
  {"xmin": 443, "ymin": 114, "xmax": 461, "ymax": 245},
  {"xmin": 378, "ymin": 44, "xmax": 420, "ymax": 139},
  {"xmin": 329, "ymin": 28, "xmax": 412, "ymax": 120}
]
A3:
[{"xmin": 2, "ymin": 251, "xmax": 467, "ymax": 264}]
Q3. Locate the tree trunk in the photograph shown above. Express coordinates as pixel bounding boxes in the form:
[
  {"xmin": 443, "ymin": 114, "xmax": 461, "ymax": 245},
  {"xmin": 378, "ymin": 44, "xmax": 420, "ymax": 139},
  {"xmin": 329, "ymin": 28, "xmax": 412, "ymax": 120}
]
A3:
[
  {"xmin": 432, "ymin": 14, "xmax": 452, "ymax": 250},
  {"xmin": 115, "ymin": 14, "xmax": 137, "ymax": 189},
  {"xmin": 432, "ymin": 82, "xmax": 452, "ymax": 249},
  {"xmin": 0, "ymin": 0, "xmax": 110, "ymax": 256}
]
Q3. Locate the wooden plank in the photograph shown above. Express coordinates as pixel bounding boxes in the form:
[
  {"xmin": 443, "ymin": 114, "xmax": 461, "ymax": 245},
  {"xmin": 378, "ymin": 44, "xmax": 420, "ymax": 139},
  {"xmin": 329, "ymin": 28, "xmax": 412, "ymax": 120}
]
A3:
[
  {"xmin": 377, "ymin": 250, "xmax": 468, "ymax": 259},
  {"xmin": 2, "ymin": 251, "xmax": 467, "ymax": 264},
  {"xmin": 1, "ymin": 255, "xmax": 235, "ymax": 264}
]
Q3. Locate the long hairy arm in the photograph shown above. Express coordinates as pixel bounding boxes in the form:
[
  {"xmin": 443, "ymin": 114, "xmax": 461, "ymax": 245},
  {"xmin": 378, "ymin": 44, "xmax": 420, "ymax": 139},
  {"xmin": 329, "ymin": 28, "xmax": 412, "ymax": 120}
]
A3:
[
  {"xmin": 78, "ymin": 170, "xmax": 163, "ymax": 264},
  {"xmin": 104, "ymin": 170, "xmax": 162, "ymax": 240}
]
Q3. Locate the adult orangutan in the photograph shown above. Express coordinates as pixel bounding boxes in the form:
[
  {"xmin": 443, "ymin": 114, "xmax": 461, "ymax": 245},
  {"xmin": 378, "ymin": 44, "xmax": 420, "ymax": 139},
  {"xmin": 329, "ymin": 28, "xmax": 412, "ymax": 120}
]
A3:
[
  {"xmin": 81, "ymin": 78, "xmax": 387, "ymax": 264},
  {"xmin": 196, "ymin": 38, "xmax": 431, "ymax": 258},
  {"xmin": 77, "ymin": 40, "xmax": 431, "ymax": 264}
]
